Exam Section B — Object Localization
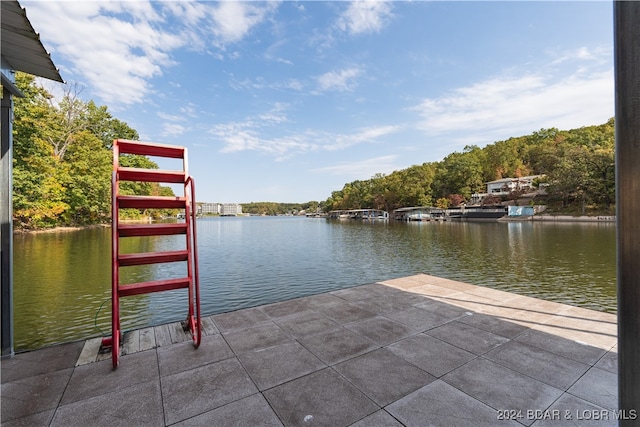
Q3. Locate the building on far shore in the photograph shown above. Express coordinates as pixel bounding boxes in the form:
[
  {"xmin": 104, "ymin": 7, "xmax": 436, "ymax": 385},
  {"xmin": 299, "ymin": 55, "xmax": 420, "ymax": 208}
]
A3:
[
  {"xmin": 197, "ymin": 203, "xmax": 221, "ymax": 215},
  {"xmin": 220, "ymin": 203, "xmax": 243, "ymax": 216},
  {"xmin": 470, "ymin": 175, "xmax": 545, "ymax": 205},
  {"xmin": 192, "ymin": 202, "xmax": 243, "ymax": 216}
]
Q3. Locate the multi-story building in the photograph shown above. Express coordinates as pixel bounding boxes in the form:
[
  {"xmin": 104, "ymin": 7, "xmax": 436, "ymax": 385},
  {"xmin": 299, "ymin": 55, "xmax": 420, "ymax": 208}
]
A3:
[
  {"xmin": 197, "ymin": 203, "xmax": 221, "ymax": 215},
  {"xmin": 220, "ymin": 203, "xmax": 243, "ymax": 216}
]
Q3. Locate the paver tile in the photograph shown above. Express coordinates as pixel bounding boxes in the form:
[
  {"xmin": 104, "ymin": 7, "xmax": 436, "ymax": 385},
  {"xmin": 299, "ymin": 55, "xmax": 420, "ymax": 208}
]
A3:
[
  {"xmin": 300, "ymin": 292, "xmax": 346, "ymax": 309},
  {"xmin": 410, "ymin": 284, "xmax": 463, "ymax": 298},
  {"xmin": 384, "ymin": 306, "xmax": 455, "ymax": 332},
  {"xmin": 414, "ymin": 299, "xmax": 471, "ymax": 320},
  {"xmin": 505, "ymin": 295, "xmax": 572, "ymax": 315},
  {"xmin": 161, "ymin": 357, "xmax": 257, "ymax": 425},
  {"xmin": 212, "ymin": 307, "xmax": 271, "ymax": 333},
  {"xmin": 485, "ymin": 340, "xmax": 591, "ymax": 390},
  {"xmin": 317, "ymin": 302, "xmax": 378, "ymax": 324},
  {"xmin": 260, "ymin": 298, "xmax": 311, "ymax": 320},
  {"xmin": 1, "ymin": 368, "xmax": 73, "ymax": 422},
  {"xmin": 1, "ymin": 341, "xmax": 83, "ymax": 383},
  {"xmin": 458, "ymin": 311, "xmax": 529, "ymax": 338},
  {"xmin": 274, "ymin": 310, "xmax": 339, "ymax": 339},
  {"xmin": 60, "ymin": 350, "xmax": 158, "ymax": 405},
  {"xmin": 238, "ymin": 341, "xmax": 325, "ymax": 390},
  {"xmin": 533, "ymin": 324, "xmax": 617, "ymax": 350},
  {"xmin": 345, "ymin": 316, "xmax": 414, "ymax": 346},
  {"xmin": 222, "ymin": 322, "xmax": 292, "ymax": 354},
  {"xmin": 349, "ymin": 410, "xmax": 403, "ymax": 427},
  {"xmin": 567, "ymin": 367, "xmax": 617, "ymax": 410},
  {"xmin": 263, "ymin": 368, "xmax": 378, "ymax": 427},
  {"xmin": 443, "ymin": 358, "xmax": 563, "ymax": 426},
  {"xmin": 531, "ymin": 393, "xmax": 617, "ymax": 426},
  {"xmin": 351, "ymin": 296, "xmax": 414, "ymax": 315},
  {"xmin": 157, "ymin": 334, "xmax": 234, "ymax": 377},
  {"xmin": 330, "ymin": 285, "xmax": 380, "ymax": 302},
  {"xmin": 299, "ymin": 326, "xmax": 378, "ymax": 365},
  {"xmin": 51, "ymin": 380, "xmax": 163, "ymax": 427},
  {"xmin": 0, "ymin": 409, "xmax": 54, "ymax": 427},
  {"xmin": 426, "ymin": 320, "xmax": 509, "ymax": 355},
  {"xmin": 387, "ymin": 333, "xmax": 476, "ymax": 377},
  {"xmin": 515, "ymin": 329, "xmax": 606, "ymax": 365},
  {"xmin": 387, "ymin": 380, "xmax": 521, "ymax": 427},
  {"xmin": 334, "ymin": 348, "xmax": 435, "ymax": 406},
  {"xmin": 594, "ymin": 349, "xmax": 617, "ymax": 374},
  {"xmin": 172, "ymin": 393, "xmax": 283, "ymax": 427}
]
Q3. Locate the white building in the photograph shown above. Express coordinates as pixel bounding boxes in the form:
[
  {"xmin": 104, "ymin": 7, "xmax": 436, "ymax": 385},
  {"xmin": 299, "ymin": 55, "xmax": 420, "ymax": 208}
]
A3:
[
  {"xmin": 485, "ymin": 175, "xmax": 544, "ymax": 196},
  {"xmin": 198, "ymin": 203, "xmax": 221, "ymax": 215},
  {"xmin": 220, "ymin": 203, "xmax": 243, "ymax": 216}
]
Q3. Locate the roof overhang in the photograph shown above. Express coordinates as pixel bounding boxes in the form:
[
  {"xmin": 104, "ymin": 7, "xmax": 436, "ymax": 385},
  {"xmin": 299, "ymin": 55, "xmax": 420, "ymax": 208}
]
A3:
[
  {"xmin": 1, "ymin": 0, "xmax": 63, "ymax": 83},
  {"xmin": 1, "ymin": 72, "xmax": 23, "ymax": 97}
]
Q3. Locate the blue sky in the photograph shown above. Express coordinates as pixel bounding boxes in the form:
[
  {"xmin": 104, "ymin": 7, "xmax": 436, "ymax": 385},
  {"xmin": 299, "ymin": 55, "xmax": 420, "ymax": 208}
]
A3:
[{"xmin": 23, "ymin": 1, "xmax": 614, "ymax": 204}]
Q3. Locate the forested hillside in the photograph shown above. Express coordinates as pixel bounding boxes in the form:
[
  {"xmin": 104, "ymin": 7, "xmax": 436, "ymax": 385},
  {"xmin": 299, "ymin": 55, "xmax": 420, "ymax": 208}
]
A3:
[
  {"xmin": 324, "ymin": 119, "xmax": 615, "ymax": 215},
  {"xmin": 12, "ymin": 73, "xmax": 176, "ymax": 229}
]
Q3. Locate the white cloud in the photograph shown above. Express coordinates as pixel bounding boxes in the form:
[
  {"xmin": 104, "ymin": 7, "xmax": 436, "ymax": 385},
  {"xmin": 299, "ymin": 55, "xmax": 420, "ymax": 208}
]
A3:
[
  {"xmin": 210, "ymin": 103, "xmax": 399, "ymax": 161},
  {"xmin": 23, "ymin": 1, "xmax": 182, "ymax": 106},
  {"xmin": 336, "ymin": 1, "xmax": 394, "ymax": 35},
  {"xmin": 162, "ymin": 123, "xmax": 187, "ymax": 137},
  {"xmin": 22, "ymin": 1, "xmax": 279, "ymax": 108},
  {"xmin": 312, "ymin": 155, "xmax": 400, "ymax": 179},
  {"xmin": 323, "ymin": 125, "xmax": 400, "ymax": 151},
  {"xmin": 283, "ymin": 79, "xmax": 304, "ymax": 91},
  {"xmin": 549, "ymin": 46, "xmax": 610, "ymax": 65},
  {"xmin": 209, "ymin": 1, "xmax": 278, "ymax": 44},
  {"xmin": 316, "ymin": 68, "xmax": 362, "ymax": 92},
  {"xmin": 157, "ymin": 112, "xmax": 182, "ymax": 122},
  {"xmin": 412, "ymin": 68, "xmax": 614, "ymax": 145}
]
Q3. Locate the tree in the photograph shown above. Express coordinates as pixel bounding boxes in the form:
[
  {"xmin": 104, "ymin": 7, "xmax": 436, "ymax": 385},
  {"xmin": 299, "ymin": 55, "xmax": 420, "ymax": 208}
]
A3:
[
  {"xmin": 63, "ymin": 131, "xmax": 112, "ymax": 224},
  {"xmin": 432, "ymin": 146, "xmax": 485, "ymax": 200},
  {"xmin": 12, "ymin": 72, "xmax": 159, "ymax": 228}
]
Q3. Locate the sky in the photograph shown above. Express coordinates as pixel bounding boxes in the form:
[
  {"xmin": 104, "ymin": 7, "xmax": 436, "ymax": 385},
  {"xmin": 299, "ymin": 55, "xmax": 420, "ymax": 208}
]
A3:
[{"xmin": 22, "ymin": 1, "xmax": 614, "ymax": 204}]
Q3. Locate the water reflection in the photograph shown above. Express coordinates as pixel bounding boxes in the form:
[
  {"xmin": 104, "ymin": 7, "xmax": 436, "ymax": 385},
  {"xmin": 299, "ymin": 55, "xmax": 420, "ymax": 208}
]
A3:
[{"xmin": 13, "ymin": 217, "xmax": 616, "ymax": 350}]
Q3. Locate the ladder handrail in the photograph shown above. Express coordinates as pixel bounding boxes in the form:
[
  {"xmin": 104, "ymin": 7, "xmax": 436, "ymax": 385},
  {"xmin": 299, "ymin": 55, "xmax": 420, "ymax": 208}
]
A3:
[{"xmin": 186, "ymin": 175, "xmax": 201, "ymax": 347}]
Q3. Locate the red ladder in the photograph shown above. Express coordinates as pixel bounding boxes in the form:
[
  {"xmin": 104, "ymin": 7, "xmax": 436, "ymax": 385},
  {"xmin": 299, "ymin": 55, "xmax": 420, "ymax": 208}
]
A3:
[{"xmin": 103, "ymin": 139, "xmax": 201, "ymax": 368}]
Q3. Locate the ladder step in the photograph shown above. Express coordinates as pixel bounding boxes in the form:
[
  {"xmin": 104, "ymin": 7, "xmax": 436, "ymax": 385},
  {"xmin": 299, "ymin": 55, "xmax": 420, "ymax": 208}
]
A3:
[
  {"xmin": 118, "ymin": 195, "xmax": 186, "ymax": 209},
  {"xmin": 116, "ymin": 139, "xmax": 185, "ymax": 159},
  {"xmin": 118, "ymin": 250, "xmax": 189, "ymax": 266},
  {"xmin": 119, "ymin": 278, "xmax": 190, "ymax": 297},
  {"xmin": 118, "ymin": 223, "xmax": 188, "ymax": 237},
  {"xmin": 117, "ymin": 167, "xmax": 186, "ymax": 183}
]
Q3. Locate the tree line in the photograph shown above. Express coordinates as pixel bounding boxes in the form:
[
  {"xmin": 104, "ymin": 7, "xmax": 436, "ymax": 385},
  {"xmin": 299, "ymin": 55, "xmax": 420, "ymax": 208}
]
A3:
[
  {"xmin": 12, "ymin": 73, "xmax": 176, "ymax": 229},
  {"xmin": 323, "ymin": 119, "xmax": 615, "ymax": 215},
  {"xmin": 240, "ymin": 201, "xmax": 322, "ymax": 216}
]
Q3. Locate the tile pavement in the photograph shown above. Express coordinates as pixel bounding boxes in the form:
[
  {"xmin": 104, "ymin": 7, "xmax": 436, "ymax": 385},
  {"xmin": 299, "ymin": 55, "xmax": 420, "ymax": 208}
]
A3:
[{"xmin": 1, "ymin": 274, "xmax": 620, "ymax": 426}]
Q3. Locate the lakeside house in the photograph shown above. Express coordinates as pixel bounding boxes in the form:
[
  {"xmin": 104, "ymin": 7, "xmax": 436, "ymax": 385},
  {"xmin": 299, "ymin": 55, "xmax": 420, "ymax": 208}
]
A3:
[{"xmin": 470, "ymin": 175, "xmax": 545, "ymax": 205}]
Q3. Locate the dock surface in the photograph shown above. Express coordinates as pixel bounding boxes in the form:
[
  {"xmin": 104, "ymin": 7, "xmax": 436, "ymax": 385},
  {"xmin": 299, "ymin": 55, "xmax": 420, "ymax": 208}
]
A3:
[{"xmin": 1, "ymin": 274, "xmax": 619, "ymax": 426}]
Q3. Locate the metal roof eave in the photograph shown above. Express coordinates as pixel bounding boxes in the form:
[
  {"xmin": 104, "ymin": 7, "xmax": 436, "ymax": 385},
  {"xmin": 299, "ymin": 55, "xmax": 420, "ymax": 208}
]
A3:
[{"xmin": 1, "ymin": 0, "xmax": 63, "ymax": 83}]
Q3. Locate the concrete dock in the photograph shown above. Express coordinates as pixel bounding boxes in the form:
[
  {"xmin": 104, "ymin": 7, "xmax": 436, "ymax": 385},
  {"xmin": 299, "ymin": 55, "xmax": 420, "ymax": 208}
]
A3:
[{"xmin": 1, "ymin": 274, "xmax": 619, "ymax": 426}]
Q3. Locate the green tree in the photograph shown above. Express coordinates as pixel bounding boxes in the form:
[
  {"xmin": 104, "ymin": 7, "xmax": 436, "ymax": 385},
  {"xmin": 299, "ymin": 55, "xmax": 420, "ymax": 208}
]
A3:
[
  {"xmin": 433, "ymin": 146, "xmax": 485, "ymax": 200},
  {"xmin": 12, "ymin": 72, "xmax": 161, "ymax": 228},
  {"xmin": 63, "ymin": 131, "xmax": 112, "ymax": 224}
]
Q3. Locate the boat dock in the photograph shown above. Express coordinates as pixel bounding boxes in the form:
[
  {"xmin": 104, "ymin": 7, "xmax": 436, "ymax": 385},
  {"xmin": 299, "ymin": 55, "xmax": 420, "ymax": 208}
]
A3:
[{"xmin": 1, "ymin": 274, "xmax": 619, "ymax": 426}]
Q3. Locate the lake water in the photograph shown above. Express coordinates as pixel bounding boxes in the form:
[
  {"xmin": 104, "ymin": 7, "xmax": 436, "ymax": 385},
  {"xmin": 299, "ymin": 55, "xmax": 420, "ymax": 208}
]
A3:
[{"xmin": 12, "ymin": 216, "xmax": 616, "ymax": 351}]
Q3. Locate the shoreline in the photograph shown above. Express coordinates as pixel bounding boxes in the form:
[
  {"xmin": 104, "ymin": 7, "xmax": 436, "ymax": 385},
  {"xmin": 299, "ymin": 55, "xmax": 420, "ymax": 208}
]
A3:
[
  {"xmin": 12, "ymin": 214, "xmax": 617, "ymax": 233},
  {"xmin": 12, "ymin": 223, "xmax": 110, "ymax": 234},
  {"xmin": 530, "ymin": 215, "xmax": 616, "ymax": 222}
]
